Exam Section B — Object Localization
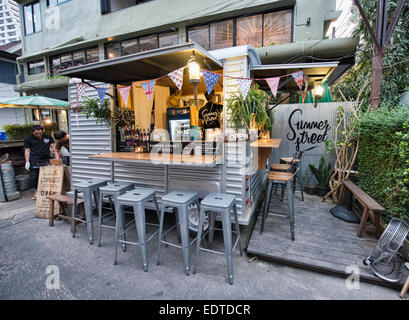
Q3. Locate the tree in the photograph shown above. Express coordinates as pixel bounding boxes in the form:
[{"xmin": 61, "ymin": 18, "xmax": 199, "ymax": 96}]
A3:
[{"xmin": 333, "ymin": 0, "xmax": 409, "ymax": 110}]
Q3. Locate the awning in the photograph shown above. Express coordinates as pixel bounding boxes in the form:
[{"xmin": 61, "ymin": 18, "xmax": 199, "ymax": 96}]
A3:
[
  {"xmin": 60, "ymin": 43, "xmax": 223, "ymax": 84},
  {"xmin": 250, "ymin": 61, "xmax": 339, "ymax": 90}
]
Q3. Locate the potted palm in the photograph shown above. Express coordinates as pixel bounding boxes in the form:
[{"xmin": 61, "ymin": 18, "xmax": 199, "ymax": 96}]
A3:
[{"xmin": 309, "ymin": 156, "xmax": 333, "ymax": 197}]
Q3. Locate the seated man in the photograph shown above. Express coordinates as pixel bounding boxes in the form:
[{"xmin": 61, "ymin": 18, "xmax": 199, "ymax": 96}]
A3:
[
  {"xmin": 24, "ymin": 125, "xmax": 59, "ymax": 200},
  {"xmin": 54, "ymin": 131, "xmax": 70, "ymax": 165}
]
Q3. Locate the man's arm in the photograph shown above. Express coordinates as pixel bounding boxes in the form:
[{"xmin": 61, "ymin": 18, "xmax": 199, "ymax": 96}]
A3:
[
  {"xmin": 24, "ymin": 148, "xmax": 30, "ymax": 171},
  {"xmin": 50, "ymin": 143, "xmax": 60, "ymax": 160}
]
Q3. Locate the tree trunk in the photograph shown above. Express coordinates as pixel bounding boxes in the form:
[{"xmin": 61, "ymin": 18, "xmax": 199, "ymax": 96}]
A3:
[{"xmin": 369, "ymin": 46, "xmax": 384, "ymax": 110}]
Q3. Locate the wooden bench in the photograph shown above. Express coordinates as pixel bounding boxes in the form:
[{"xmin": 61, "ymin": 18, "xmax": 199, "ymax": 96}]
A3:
[
  {"xmin": 337, "ymin": 179, "xmax": 385, "ymax": 238},
  {"xmin": 47, "ymin": 195, "xmax": 85, "ymax": 233}
]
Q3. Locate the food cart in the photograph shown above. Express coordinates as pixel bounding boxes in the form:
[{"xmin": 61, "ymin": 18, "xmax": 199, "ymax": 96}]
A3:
[{"xmin": 60, "ymin": 43, "xmax": 277, "ymax": 231}]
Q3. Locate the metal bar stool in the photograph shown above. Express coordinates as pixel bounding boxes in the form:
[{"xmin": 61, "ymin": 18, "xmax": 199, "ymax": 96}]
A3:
[
  {"xmin": 97, "ymin": 182, "xmax": 134, "ymax": 248},
  {"xmin": 72, "ymin": 179, "xmax": 107, "ymax": 244},
  {"xmin": 113, "ymin": 188, "xmax": 160, "ymax": 272},
  {"xmin": 193, "ymin": 193, "xmax": 242, "ymax": 285},
  {"xmin": 260, "ymin": 168, "xmax": 300, "ymax": 240},
  {"xmin": 157, "ymin": 190, "xmax": 200, "ymax": 276}
]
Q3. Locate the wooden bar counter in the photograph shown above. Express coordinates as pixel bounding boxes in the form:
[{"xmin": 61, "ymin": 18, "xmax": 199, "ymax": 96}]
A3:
[
  {"xmin": 250, "ymin": 139, "xmax": 281, "ymax": 170},
  {"xmin": 89, "ymin": 152, "xmax": 223, "ymax": 168}
]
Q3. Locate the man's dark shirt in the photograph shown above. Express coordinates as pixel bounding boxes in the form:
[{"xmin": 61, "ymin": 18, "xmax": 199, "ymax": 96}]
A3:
[
  {"xmin": 199, "ymin": 102, "xmax": 223, "ymax": 129},
  {"xmin": 24, "ymin": 134, "xmax": 54, "ymax": 166}
]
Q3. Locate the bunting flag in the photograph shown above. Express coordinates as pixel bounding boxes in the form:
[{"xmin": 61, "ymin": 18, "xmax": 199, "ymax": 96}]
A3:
[
  {"xmin": 291, "ymin": 71, "xmax": 304, "ymax": 90},
  {"xmin": 168, "ymin": 67, "xmax": 184, "ymax": 91},
  {"xmin": 76, "ymin": 83, "xmax": 87, "ymax": 106},
  {"xmin": 141, "ymin": 80, "xmax": 156, "ymax": 101},
  {"xmin": 97, "ymin": 88, "xmax": 108, "ymax": 105},
  {"xmin": 118, "ymin": 85, "xmax": 132, "ymax": 106},
  {"xmin": 265, "ymin": 77, "xmax": 280, "ymax": 97},
  {"xmin": 237, "ymin": 79, "xmax": 252, "ymax": 100},
  {"xmin": 301, "ymin": 91, "xmax": 307, "ymax": 103},
  {"xmin": 76, "ymin": 83, "xmax": 87, "ymax": 129},
  {"xmin": 202, "ymin": 70, "xmax": 221, "ymax": 94}
]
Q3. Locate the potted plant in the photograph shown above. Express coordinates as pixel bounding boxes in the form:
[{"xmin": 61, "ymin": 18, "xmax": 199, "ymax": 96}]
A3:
[
  {"xmin": 309, "ymin": 156, "xmax": 333, "ymax": 197},
  {"xmin": 226, "ymin": 84, "xmax": 273, "ymax": 135},
  {"xmin": 302, "ymin": 172, "xmax": 316, "ymax": 195}
]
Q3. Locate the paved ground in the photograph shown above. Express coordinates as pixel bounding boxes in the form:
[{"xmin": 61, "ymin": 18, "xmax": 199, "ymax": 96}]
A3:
[{"xmin": 0, "ymin": 191, "xmax": 404, "ymax": 300}]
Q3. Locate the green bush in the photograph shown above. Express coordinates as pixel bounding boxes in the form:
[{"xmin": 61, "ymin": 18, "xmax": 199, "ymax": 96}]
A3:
[
  {"xmin": 3, "ymin": 123, "xmax": 59, "ymax": 141},
  {"xmin": 357, "ymin": 107, "xmax": 409, "ymax": 223}
]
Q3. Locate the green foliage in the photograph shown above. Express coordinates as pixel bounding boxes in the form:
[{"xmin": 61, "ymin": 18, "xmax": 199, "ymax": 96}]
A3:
[
  {"xmin": 81, "ymin": 97, "xmax": 112, "ymax": 126},
  {"xmin": 332, "ymin": 0, "xmax": 409, "ymax": 109},
  {"xmin": 308, "ymin": 156, "xmax": 333, "ymax": 188},
  {"xmin": 227, "ymin": 84, "xmax": 273, "ymax": 132},
  {"xmin": 3, "ymin": 122, "xmax": 58, "ymax": 141},
  {"xmin": 357, "ymin": 107, "xmax": 409, "ymax": 223}
]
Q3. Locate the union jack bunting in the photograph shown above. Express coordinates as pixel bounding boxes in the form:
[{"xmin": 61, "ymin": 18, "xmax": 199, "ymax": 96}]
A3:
[
  {"xmin": 168, "ymin": 67, "xmax": 184, "ymax": 91},
  {"xmin": 202, "ymin": 70, "xmax": 221, "ymax": 94},
  {"xmin": 291, "ymin": 71, "xmax": 304, "ymax": 90},
  {"xmin": 141, "ymin": 80, "xmax": 156, "ymax": 101}
]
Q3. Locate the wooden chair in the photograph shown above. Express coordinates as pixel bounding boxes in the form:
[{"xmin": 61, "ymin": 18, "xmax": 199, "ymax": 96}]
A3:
[
  {"xmin": 337, "ymin": 179, "xmax": 385, "ymax": 238},
  {"xmin": 47, "ymin": 195, "xmax": 86, "ymax": 233},
  {"xmin": 270, "ymin": 163, "xmax": 292, "ymax": 171}
]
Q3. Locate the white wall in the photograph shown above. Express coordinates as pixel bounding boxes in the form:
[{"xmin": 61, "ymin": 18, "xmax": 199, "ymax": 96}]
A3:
[{"xmin": 0, "ymin": 81, "xmax": 26, "ymax": 130}]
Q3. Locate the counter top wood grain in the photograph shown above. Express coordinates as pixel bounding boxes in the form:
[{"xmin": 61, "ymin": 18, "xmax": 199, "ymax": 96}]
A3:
[
  {"xmin": 88, "ymin": 152, "xmax": 222, "ymax": 167},
  {"xmin": 250, "ymin": 139, "xmax": 281, "ymax": 148}
]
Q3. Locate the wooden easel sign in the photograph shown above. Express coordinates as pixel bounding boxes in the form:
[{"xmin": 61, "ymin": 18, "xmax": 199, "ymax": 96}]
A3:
[{"xmin": 35, "ymin": 165, "xmax": 64, "ymax": 219}]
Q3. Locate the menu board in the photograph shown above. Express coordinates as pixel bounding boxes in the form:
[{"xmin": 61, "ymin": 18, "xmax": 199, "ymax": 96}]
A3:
[{"xmin": 35, "ymin": 165, "xmax": 65, "ymax": 219}]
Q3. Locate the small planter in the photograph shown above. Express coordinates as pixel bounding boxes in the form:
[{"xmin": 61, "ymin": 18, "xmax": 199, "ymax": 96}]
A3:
[
  {"xmin": 304, "ymin": 184, "xmax": 316, "ymax": 195},
  {"xmin": 316, "ymin": 186, "xmax": 329, "ymax": 197}
]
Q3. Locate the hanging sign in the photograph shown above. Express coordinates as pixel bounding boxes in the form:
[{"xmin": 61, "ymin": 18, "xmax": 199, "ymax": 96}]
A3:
[
  {"xmin": 265, "ymin": 77, "xmax": 280, "ymax": 97},
  {"xmin": 237, "ymin": 79, "xmax": 252, "ymax": 100},
  {"xmin": 291, "ymin": 71, "xmax": 304, "ymax": 90},
  {"xmin": 141, "ymin": 80, "xmax": 156, "ymax": 101},
  {"xmin": 168, "ymin": 67, "xmax": 184, "ymax": 91},
  {"xmin": 202, "ymin": 70, "xmax": 221, "ymax": 94}
]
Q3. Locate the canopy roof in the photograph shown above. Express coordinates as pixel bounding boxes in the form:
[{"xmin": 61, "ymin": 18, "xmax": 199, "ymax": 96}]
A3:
[
  {"xmin": 60, "ymin": 43, "xmax": 223, "ymax": 84},
  {"xmin": 0, "ymin": 95, "xmax": 69, "ymax": 109}
]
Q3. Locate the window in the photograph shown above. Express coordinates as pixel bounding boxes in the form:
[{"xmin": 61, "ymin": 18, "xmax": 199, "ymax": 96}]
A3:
[
  {"xmin": 86, "ymin": 47, "xmax": 99, "ymax": 63},
  {"xmin": 73, "ymin": 49, "xmax": 86, "ymax": 67},
  {"xmin": 188, "ymin": 25, "xmax": 209, "ymax": 50},
  {"xmin": 210, "ymin": 20, "xmax": 233, "ymax": 50},
  {"xmin": 60, "ymin": 53, "xmax": 72, "ymax": 69},
  {"xmin": 50, "ymin": 46, "xmax": 100, "ymax": 75},
  {"xmin": 47, "ymin": 0, "xmax": 70, "ymax": 7},
  {"xmin": 28, "ymin": 59, "xmax": 45, "ymax": 75},
  {"xmin": 121, "ymin": 38, "xmax": 138, "ymax": 55},
  {"xmin": 159, "ymin": 31, "xmax": 178, "ymax": 48},
  {"xmin": 24, "ymin": 1, "xmax": 42, "ymax": 35},
  {"xmin": 101, "ymin": 0, "xmax": 152, "ymax": 14},
  {"xmin": 8, "ymin": 31, "xmax": 16, "ymax": 36},
  {"xmin": 187, "ymin": 9, "xmax": 293, "ymax": 50},
  {"xmin": 105, "ymin": 42, "xmax": 121, "ymax": 59},
  {"xmin": 139, "ymin": 34, "xmax": 158, "ymax": 52},
  {"xmin": 263, "ymin": 9, "xmax": 292, "ymax": 46},
  {"xmin": 236, "ymin": 14, "xmax": 263, "ymax": 47}
]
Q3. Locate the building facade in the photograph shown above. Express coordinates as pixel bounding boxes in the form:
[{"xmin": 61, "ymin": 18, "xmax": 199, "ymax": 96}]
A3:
[
  {"xmin": 0, "ymin": 0, "xmax": 20, "ymax": 45},
  {"xmin": 13, "ymin": 0, "xmax": 343, "ymax": 98}
]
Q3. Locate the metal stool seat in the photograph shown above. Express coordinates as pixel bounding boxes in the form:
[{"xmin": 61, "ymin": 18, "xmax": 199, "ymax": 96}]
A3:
[
  {"xmin": 72, "ymin": 179, "xmax": 107, "ymax": 244},
  {"xmin": 113, "ymin": 188, "xmax": 160, "ymax": 272},
  {"xmin": 260, "ymin": 169, "xmax": 298, "ymax": 240},
  {"xmin": 157, "ymin": 190, "xmax": 199, "ymax": 275},
  {"xmin": 193, "ymin": 193, "xmax": 242, "ymax": 285},
  {"xmin": 97, "ymin": 182, "xmax": 134, "ymax": 248}
]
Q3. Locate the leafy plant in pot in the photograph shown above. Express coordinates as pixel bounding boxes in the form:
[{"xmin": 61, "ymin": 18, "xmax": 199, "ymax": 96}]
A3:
[
  {"xmin": 309, "ymin": 156, "xmax": 333, "ymax": 197},
  {"xmin": 226, "ymin": 84, "xmax": 273, "ymax": 135}
]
